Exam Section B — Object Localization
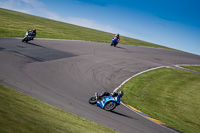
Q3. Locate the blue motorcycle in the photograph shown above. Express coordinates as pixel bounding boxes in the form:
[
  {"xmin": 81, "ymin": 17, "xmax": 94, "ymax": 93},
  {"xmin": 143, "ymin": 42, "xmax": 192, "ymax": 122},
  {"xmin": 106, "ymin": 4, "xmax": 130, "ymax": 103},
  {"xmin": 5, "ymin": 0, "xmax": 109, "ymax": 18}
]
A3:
[
  {"xmin": 89, "ymin": 91, "xmax": 123, "ymax": 111},
  {"xmin": 22, "ymin": 30, "xmax": 35, "ymax": 43},
  {"xmin": 111, "ymin": 36, "xmax": 119, "ymax": 47}
]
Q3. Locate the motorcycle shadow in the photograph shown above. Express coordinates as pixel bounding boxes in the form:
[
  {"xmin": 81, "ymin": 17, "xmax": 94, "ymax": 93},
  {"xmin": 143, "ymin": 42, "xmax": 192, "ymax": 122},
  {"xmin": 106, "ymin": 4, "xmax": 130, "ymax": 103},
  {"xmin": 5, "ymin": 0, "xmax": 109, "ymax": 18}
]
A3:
[
  {"xmin": 26, "ymin": 42, "xmax": 45, "ymax": 48},
  {"xmin": 114, "ymin": 46, "xmax": 126, "ymax": 50},
  {"xmin": 110, "ymin": 110, "xmax": 137, "ymax": 120}
]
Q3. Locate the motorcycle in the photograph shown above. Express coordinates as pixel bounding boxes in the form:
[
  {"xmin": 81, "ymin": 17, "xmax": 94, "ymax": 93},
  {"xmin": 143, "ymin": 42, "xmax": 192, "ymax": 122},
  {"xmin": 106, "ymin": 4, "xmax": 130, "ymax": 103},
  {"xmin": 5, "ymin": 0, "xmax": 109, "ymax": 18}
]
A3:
[
  {"xmin": 111, "ymin": 36, "xmax": 119, "ymax": 47},
  {"xmin": 22, "ymin": 30, "xmax": 34, "ymax": 43},
  {"xmin": 89, "ymin": 92, "xmax": 121, "ymax": 111}
]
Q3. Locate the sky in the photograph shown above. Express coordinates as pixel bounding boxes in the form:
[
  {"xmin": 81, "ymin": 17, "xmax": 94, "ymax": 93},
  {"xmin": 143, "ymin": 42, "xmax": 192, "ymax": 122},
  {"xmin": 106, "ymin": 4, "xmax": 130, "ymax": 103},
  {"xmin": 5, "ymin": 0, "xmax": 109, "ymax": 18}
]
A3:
[{"xmin": 0, "ymin": 0, "xmax": 200, "ymax": 55}]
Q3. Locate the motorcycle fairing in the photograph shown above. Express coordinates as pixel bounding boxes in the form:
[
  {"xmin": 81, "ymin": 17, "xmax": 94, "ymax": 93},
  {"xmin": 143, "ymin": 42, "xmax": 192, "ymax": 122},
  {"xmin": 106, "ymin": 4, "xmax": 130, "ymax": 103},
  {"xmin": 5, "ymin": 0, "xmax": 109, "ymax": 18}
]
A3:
[{"xmin": 96, "ymin": 95, "xmax": 120, "ymax": 108}]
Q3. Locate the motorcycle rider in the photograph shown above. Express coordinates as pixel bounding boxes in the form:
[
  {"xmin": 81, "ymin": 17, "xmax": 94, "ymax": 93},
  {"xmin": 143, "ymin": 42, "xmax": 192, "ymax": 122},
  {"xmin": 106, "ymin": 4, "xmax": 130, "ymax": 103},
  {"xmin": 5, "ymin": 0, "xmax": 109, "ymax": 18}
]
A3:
[
  {"xmin": 115, "ymin": 33, "xmax": 120, "ymax": 41},
  {"xmin": 31, "ymin": 28, "xmax": 36, "ymax": 40},
  {"xmin": 111, "ymin": 33, "xmax": 120, "ymax": 46},
  {"xmin": 98, "ymin": 91, "xmax": 124, "ymax": 99}
]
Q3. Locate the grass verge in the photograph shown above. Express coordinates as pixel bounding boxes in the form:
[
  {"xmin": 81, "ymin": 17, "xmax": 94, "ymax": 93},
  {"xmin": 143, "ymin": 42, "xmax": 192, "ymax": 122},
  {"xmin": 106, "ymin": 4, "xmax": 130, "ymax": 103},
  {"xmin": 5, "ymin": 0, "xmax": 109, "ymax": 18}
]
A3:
[
  {"xmin": 119, "ymin": 68, "xmax": 200, "ymax": 133},
  {"xmin": 0, "ymin": 8, "xmax": 174, "ymax": 50},
  {"xmin": 0, "ymin": 84, "xmax": 117, "ymax": 133},
  {"xmin": 182, "ymin": 66, "xmax": 200, "ymax": 73}
]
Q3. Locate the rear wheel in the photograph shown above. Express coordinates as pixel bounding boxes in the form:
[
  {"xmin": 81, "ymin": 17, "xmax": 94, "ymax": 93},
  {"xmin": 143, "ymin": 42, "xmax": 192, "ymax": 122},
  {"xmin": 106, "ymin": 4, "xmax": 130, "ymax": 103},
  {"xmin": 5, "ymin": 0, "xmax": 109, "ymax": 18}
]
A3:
[
  {"xmin": 104, "ymin": 101, "xmax": 116, "ymax": 111},
  {"xmin": 89, "ymin": 97, "xmax": 97, "ymax": 104}
]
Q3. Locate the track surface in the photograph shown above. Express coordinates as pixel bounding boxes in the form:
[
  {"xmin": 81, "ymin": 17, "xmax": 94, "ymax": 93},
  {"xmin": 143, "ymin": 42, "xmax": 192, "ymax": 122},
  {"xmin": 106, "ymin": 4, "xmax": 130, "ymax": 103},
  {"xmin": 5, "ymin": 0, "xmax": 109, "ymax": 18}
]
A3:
[{"xmin": 1, "ymin": 38, "xmax": 200, "ymax": 133}]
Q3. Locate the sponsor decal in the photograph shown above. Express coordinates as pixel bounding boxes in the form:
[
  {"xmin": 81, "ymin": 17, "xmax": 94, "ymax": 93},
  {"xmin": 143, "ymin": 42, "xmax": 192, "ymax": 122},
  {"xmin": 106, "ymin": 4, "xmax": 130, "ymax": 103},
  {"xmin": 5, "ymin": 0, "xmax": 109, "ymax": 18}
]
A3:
[{"xmin": 101, "ymin": 101, "xmax": 104, "ymax": 106}]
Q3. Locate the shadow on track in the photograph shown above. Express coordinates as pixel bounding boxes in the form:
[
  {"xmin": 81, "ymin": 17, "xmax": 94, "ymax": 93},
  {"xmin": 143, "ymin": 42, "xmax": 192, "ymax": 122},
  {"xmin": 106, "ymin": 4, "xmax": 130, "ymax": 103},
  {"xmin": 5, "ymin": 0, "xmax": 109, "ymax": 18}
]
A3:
[
  {"xmin": 113, "ymin": 46, "xmax": 126, "ymax": 50},
  {"xmin": 26, "ymin": 42, "xmax": 45, "ymax": 48},
  {"xmin": 0, "ymin": 47, "xmax": 5, "ymax": 51},
  {"xmin": 110, "ymin": 110, "xmax": 137, "ymax": 120}
]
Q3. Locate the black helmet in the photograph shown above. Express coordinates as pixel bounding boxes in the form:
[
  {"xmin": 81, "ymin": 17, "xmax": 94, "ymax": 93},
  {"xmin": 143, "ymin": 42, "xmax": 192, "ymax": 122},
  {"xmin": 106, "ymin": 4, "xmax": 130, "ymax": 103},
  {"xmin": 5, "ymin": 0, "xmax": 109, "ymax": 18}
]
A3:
[
  {"xmin": 118, "ymin": 91, "xmax": 124, "ymax": 97},
  {"xmin": 112, "ymin": 91, "xmax": 118, "ymax": 97}
]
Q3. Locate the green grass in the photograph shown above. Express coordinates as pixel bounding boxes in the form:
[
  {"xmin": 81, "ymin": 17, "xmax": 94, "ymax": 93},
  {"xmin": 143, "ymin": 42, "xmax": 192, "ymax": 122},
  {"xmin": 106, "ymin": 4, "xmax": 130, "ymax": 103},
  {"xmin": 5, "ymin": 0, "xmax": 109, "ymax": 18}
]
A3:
[
  {"xmin": 182, "ymin": 66, "xmax": 200, "ymax": 73},
  {"xmin": 0, "ymin": 84, "xmax": 117, "ymax": 133},
  {"xmin": 119, "ymin": 68, "xmax": 200, "ymax": 133},
  {"xmin": 0, "ymin": 8, "xmax": 175, "ymax": 50}
]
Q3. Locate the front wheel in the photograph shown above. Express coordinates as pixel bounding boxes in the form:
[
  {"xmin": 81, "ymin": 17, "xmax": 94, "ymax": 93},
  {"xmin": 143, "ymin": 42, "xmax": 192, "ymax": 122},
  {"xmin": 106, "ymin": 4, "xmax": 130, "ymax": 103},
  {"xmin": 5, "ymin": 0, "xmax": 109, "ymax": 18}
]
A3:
[
  {"xmin": 114, "ymin": 43, "xmax": 118, "ymax": 47},
  {"xmin": 89, "ymin": 97, "xmax": 97, "ymax": 104},
  {"xmin": 104, "ymin": 101, "xmax": 117, "ymax": 111}
]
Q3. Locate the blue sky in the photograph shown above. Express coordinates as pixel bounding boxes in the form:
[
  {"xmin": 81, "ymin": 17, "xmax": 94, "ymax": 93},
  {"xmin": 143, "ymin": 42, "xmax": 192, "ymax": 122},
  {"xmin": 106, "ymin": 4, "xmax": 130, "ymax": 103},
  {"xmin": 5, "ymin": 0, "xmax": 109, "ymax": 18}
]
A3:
[{"xmin": 0, "ymin": 0, "xmax": 200, "ymax": 55}]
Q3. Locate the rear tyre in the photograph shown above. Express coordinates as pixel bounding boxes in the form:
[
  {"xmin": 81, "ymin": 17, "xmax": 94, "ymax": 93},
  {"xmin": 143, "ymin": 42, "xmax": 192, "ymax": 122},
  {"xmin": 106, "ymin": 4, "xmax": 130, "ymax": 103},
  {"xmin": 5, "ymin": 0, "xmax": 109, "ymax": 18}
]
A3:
[
  {"xmin": 104, "ymin": 101, "xmax": 116, "ymax": 111},
  {"xmin": 111, "ymin": 43, "xmax": 113, "ymax": 46},
  {"xmin": 89, "ymin": 97, "xmax": 97, "ymax": 104}
]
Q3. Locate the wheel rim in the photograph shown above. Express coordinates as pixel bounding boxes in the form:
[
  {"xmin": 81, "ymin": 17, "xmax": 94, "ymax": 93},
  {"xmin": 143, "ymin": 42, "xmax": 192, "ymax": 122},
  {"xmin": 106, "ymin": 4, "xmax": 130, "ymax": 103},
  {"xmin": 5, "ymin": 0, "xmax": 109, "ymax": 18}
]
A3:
[
  {"xmin": 91, "ymin": 97, "xmax": 96, "ymax": 101},
  {"xmin": 89, "ymin": 97, "xmax": 97, "ymax": 104},
  {"xmin": 105, "ymin": 102, "xmax": 116, "ymax": 110}
]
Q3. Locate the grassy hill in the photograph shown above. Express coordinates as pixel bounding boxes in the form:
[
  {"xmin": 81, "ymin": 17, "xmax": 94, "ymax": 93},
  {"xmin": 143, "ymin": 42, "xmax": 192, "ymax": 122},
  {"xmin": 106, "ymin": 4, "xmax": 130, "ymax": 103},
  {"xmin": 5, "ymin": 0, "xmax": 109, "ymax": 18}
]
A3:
[{"xmin": 0, "ymin": 8, "xmax": 174, "ymax": 50}]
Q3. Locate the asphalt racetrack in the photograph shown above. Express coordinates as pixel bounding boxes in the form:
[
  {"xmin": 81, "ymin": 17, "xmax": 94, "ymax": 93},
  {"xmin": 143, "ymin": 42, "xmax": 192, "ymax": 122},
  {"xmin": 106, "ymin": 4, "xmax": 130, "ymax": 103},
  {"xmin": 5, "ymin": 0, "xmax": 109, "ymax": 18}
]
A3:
[{"xmin": 1, "ymin": 38, "xmax": 200, "ymax": 133}]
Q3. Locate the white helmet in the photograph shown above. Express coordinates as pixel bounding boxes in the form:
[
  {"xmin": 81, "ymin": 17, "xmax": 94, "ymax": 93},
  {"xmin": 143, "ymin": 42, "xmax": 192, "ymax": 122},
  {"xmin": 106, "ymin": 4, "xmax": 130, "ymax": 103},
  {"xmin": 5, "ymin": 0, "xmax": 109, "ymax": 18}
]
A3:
[{"xmin": 118, "ymin": 91, "xmax": 124, "ymax": 97}]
